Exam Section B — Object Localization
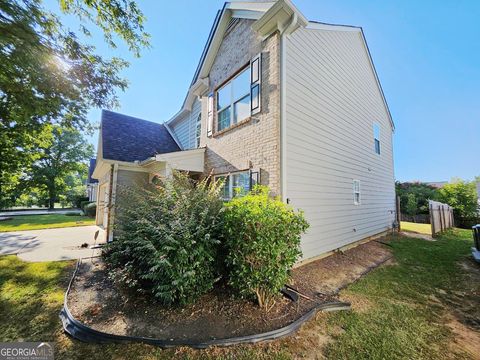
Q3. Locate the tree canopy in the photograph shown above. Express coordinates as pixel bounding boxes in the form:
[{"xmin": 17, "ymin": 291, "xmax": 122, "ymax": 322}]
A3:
[
  {"xmin": 28, "ymin": 125, "xmax": 93, "ymax": 208},
  {"xmin": 0, "ymin": 0, "xmax": 149, "ymax": 208},
  {"xmin": 395, "ymin": 182, "xmax": 439, "ymax": 216},
  {"xmin": 437, "ymin": 180, "xmax": 478, "ymax": 226}
]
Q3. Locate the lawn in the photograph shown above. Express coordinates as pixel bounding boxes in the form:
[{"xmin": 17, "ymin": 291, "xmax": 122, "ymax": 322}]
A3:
[
  {"xmin": 0, "ymin": 214, "xmax": 95, "ymax": 232},
  {"xmin": 0, "ymin": 229, "xmax": 478, "ymax": 359},
  {"xmin": 401, "ymin": 221, "xmax": 432, "ymax": 235}
]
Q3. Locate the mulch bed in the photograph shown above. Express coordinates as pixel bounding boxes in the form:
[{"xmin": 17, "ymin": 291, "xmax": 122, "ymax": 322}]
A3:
[{"xmin": 67, "ymin": 238, "xmax": 392, "ymax": 342}]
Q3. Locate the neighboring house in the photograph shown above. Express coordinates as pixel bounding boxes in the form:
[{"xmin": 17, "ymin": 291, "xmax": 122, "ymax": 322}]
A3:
[
  {"xmin": 93, "ymin": 0, "xmax": 396, "ymax": 262},
  {"xmin": 477, "ymin": 182, "xmax": 480, "ymax": 208},
  {"xmin": 424, "ymin": 181, "xmax": 448, "ymax": 189},
  {"xmin": 86, "ymin": 159, "xmax": 98, "ymax": 202}
]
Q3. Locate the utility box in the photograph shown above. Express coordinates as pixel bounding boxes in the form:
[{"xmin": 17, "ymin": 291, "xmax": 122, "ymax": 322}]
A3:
[{"xmin": 472, "ymin": 225, "xmax": 480, "ymax": 263}]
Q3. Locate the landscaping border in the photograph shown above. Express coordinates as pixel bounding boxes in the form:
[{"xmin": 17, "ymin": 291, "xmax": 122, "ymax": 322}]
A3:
[{"xmin": 60, "ymin": 258, "xmax": 351, "ymax": 348}]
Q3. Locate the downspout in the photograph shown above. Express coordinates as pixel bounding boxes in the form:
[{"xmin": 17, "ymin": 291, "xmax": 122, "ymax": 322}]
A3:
[
  {"xmin": 105, "ymin": 164, "xmax": 114, "ymax": 242},
  {"xmin": 280, "ymin": 13, "xmax": 298, "ymax": 203},
  {"xmin": 105, "ymin": 163, "xmax": 118, "ymax": 243}
]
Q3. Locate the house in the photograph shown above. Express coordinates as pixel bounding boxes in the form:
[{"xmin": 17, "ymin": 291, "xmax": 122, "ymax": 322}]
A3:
[
  {"xmin": 477, "ymin": 182, "xmax": 480, "ymax": 208},
  {"xmin": 86, "ymin": 159, "xmax": 98, "ymax": 202},
  {"xmin": 92, "ymin": 0, "xmax": 396, "ymax": 262},
  {"xmin": 424, "ymin": 181, "xmax": 448, "ymax": 189}
]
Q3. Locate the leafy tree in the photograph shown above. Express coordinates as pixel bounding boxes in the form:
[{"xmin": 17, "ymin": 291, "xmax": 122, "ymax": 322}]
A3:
[
  {"xmin": 28, "ymin": 126, "xmax": 93, "ymax": 209},
  {"xmin": 58, "ymin": 165, "xmax": 88, "ymax": 208},
  {"xmin": 0, "ymin": 0, "xmax": 149, "ymax": 208},
  {"xmin": 437, "ymin": 180, "xmax": 478, "ymax": 226},
  {"xmin": 396, "ymin": 182, "xmax": 439, "ymax": 215},
  {"xmin": 405, "ymin": 193, "xmax": 417, "ymax": 216}
]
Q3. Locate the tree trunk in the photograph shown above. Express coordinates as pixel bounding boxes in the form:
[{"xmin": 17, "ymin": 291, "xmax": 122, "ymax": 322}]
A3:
[{"xmin": 48, "ymin": 183, "xmax": 56, "ymax": 209}]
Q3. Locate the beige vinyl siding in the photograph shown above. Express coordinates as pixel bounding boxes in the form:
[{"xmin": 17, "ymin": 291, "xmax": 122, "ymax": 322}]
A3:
[
  {"xmin": 170, "ymin": 98, "xmax": 202, "ymax": 150},
  {"xmin": 285, "ymin": 27, "xmax": 395, "ymax": 259},
  {"xmin": 116, "ymin": 169, "xmax": 149, "ymax": 188}
]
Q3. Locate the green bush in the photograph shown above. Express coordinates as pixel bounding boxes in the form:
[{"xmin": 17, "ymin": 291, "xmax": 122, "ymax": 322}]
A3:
[
  {"xmin": 80, "ymin": 200, "xmax": 93, "ymax": 210},
  {"xmin": 65, "ymin": 212, "xmax": 83, "ymax": 216},
  {"xmin": 83, "ymin": 202, "xmax": 96, "ymax": 217},
  {"xmin": 103, "ymin": 171, "xmax": 225, "ymax": 306},
  {"xmin": 223, "ymin": 186, "xmax": 309, "ymax": 311},
  {"xmin": 73, "ymin": 196, "xmax": 89, "ymax": 208}
]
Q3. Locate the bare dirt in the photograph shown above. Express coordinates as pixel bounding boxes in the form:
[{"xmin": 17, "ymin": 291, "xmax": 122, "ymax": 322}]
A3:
[
  {"xmin": 443, "ymin": 259, "xmax": 480, "ymax": 358},
  {"xmin": 67, "ymin": 239, "xmax": 393, "ymax": 342},
  {"xmin": 291, "ymin": 239, "xmax": 393, "ymax": 295}
]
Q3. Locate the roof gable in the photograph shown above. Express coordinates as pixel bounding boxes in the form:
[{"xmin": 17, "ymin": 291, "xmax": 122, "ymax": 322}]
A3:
[
  {"xmin": 87, "ymin": 159, "xmax": 98, "ymax": 184},
  {"xmin": 101, "ymin": 110, "xmax": 180, "ymax": 163}
]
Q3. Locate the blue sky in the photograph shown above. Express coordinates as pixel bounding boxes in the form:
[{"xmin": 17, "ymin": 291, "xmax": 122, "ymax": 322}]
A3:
[{"xmin": 49, "ymin": 0, "xmax": 479, "ymax": 182}]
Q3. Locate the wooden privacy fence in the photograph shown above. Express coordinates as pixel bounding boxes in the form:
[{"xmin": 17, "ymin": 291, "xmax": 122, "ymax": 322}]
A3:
[{"xmin": 429, "ymin": 200, "xmax": 454, "ymax": 237}]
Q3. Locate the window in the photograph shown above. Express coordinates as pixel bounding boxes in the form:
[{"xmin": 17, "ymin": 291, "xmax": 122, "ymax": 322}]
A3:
[
  {"xmin": 353, "ymin": 180, "xmax": 361, "ymax": 205},
  {"xmin": 217, "ymin": 67, "xmax": 251, "ymax": 131},
  {"xmin": 373, "ymin": 123, "xmax": 381, "ymax": 155},
  {"xmin": 215, "ymin": 171, "xmax": 251, "ymax": 200},
  {"xmin": 196, "ymin": 113, "xmax": 201, "ymax": 148}
]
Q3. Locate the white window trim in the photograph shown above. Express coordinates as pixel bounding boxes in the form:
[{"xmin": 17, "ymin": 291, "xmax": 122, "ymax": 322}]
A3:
[
  {"xmin": 196, "ymin": 113, "xmax": 201, "ymax": 148},
  {"xmin": 353, "ymin": 179, "xmax": 361, "ymax": 205},
  {"xmin": 216, "ymin": 66, "xmax": 251, "ymax": 131},
  {"xmin": 373, "ymin": 123, "xmax": 381, "ymax": 155},
  {"xmin": 214, "ymin": 170, "xmax": 250, "ymax": 200}
]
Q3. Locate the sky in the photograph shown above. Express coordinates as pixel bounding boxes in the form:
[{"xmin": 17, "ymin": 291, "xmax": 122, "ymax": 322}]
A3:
[{"xmin": 47, "ymin": 0, "xmax": 480, "ymax": 183}]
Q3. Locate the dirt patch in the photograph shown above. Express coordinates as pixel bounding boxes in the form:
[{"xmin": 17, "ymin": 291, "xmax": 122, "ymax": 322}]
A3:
[
  {"xmin": 68, "ymin": 259, "xmax": 328, "ymax": 342},
  {"xmin": 400, "ymin": 231, "xmax": 435, "ymax": 241},
  {"xmin": 447, "ymin": 315, "xmax": 480, "ymax": 359},
  {"xmin": 291, "ymin": 240, "xmax": 392, "ymax": 295},
  {"xmin": 67, "ymin": 239, "xmax": 392, "ymax": 343}
]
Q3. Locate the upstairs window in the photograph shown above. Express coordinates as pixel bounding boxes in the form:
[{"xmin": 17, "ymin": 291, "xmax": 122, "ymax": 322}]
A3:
[
  {"xmin": 353, "ymin": 180, "xmax": 361, "ymax": 205},
  {"xmin": 196, "ymin": 113, "xmax": 201, "ymax": 148},
  {"xmin": 207, "ymin": 54, "xmax": 261, "ymax": 137},
  {"xmin": 373, "ymin": 123, "xmax": 381, "ymax": 155},
  {"xmin": 217, "ymin": 67, "xmax": 251, "ymax": 131}
]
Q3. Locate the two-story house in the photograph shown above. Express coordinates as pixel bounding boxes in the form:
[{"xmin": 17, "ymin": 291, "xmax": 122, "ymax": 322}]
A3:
[{"xmin": 92, "ymin": 0, "xmax": 396, "ymax": 262}]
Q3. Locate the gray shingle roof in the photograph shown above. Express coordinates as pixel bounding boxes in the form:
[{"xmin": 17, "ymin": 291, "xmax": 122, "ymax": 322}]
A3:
[
  {"xmin": 87, "ymin": 158, "xmax": 98, "ymax": 184},
  {"xmin": 101, "ymin": 110, "xmax": 180, "ymax": 162}
]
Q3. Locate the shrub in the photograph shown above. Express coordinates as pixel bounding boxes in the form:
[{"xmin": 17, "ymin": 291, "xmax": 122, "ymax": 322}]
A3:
[
  {"xmin": 103, "ymin": 171, "xmax": 225, "ymax": 305},
  {"xmin": 83, "ymin": 202, "xmax": 96, "ymax": 217},
  {"xmin": 223, "ymin": 186, "xmax": 309, "ymax": 311},
  {"xmin": 80, "ymin": 200, "xmax": 93, "ymax": 210},
  {"xmin": 438, "ymin": 180, "xmax": 479, "ymax": 228},
  {"xmin": 65, "ymin": 212, "xmax": 82, "ymax": 216},
  {"xmin": 73, "ymin": 196, "xmax": 89, "ymax": 208}
]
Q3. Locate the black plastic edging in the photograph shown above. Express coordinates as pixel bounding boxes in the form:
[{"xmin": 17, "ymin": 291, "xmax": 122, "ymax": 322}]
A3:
[{"xmin": 60, "ymin": 258, "xmax": 351, "ymax": 349}]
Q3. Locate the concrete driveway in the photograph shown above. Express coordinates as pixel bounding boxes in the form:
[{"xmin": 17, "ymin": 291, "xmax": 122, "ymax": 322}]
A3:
[{"xmin": 0, "ymin": 226, "xmax": 106, "ymax": 262}]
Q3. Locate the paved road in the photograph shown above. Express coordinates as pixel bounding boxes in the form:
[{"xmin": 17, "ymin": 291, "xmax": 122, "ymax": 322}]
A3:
[
  {"xmin": 0, "ymin": 209, "xmax": 82, "ymax": 217},
  {"xmin": 0, "ymin": 226, "xmax": 106, "ymax": 262}
]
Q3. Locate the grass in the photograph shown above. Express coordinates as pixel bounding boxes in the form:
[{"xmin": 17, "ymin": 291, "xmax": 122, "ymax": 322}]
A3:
[
  {"xmin": 401, "ymin": 221, "xmax": 432, "ymax": 235},
  {"xmin": 0, "ymin": 229, "xmax": 477, "ymax": 359},
  {"xmin": 0, "ymin": 214, "xmax": 95, "ymax": 232}
]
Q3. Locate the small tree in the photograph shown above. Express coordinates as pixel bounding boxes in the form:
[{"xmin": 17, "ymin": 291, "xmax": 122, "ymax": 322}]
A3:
[
  {"xmin": 103, "ymin": 172, "xmax": 225, "ymax": 305},
  {"xmin": 438, "ymin": 180, "xmax": 479, "ymax": 227},
  {"xmin": 405, "ymin": 193, "xmax": 418, "ymax": 217},
  {"xmin": 396, "ymin": 182, "xmax": 439, "ymax": 215},
  {"xmin": 223, "ymin": 186, "xmax": 309, "ymax": 311}
]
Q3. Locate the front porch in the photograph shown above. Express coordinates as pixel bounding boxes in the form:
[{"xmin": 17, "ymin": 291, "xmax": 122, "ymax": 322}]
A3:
[{"xmin": 92, "ymin": 148, "xmax": 206, "ymax": 241}]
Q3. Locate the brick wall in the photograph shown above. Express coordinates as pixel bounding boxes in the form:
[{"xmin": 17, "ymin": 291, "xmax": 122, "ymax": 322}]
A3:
[{"xmin": 201, "ymin": 19, "xmax": 281, "ymax": 195}]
